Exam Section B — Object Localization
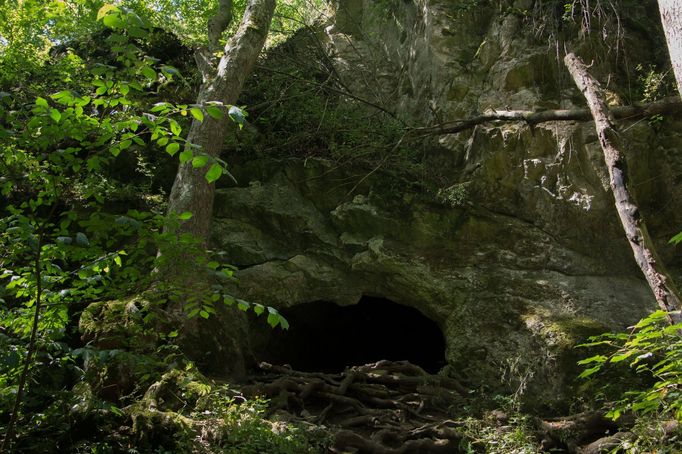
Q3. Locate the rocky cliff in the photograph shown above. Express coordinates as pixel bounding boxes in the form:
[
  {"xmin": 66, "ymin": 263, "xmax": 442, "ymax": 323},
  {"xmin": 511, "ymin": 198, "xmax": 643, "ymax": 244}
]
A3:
[{"xmin": 207, "ymin": 0, "xmax": 682, "ymax": 410}]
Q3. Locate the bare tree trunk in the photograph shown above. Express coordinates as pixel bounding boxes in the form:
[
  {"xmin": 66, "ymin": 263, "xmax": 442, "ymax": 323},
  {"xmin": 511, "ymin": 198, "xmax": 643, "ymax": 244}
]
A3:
[
  {"xmin": 167, "ymin": 0, "xmax": 275, "ymax": 245},
  {"xmin": 659, "ymin": 0, "xmax": 682, "ymax": 97},
  {"xmin": 564, "ymin": 52, "xmax": 682, "ymax": 324}
]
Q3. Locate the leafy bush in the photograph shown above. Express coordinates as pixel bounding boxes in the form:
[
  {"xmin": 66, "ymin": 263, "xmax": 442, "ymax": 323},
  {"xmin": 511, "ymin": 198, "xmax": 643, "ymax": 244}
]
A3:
[
  {"xmin": 459, "ymin": 402, "xmax": 537, "ymax": 454},
  {"xmin": 578, "ymin": 310, "xmax": 682, "ymax": 422},
  {"xmin": 193, "ymin": 392, "xmax": 329, "ymax": 454}
]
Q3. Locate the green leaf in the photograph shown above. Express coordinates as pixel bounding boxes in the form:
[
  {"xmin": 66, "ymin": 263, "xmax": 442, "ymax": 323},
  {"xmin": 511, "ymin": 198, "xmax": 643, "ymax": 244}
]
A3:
[
  {"xmin": 178, "ymin": 212, "xmax": 193, "ymax": 220},
  {"xmin": 635, "ymin": 311, "xmax": 668, "ymax": 328},
  {"xmin": 190, "ymin": 108, "xmax": 204, "ymax": 122},
  {"xmin": 97, "ymin": 4, "xmax": 119, "ymax": 21},
  {"xmin": 170, "ymin": 120, "xmax": 181, "ymax": 136},
  {"xmin": 151, "ymin": 102, "xmax": 172, "ymax": 112},
  {"xmin": 266, "ymin": 307, "xmax": 286, "ymax": 328},
  {"xmin": 187, "ymin": 308, "xmax": 200, "ymax": 318},
  {"xmin": 50, "ymin": 109, "xmax": 61, "ymax": 123},
  {"xmin": 51, "ymin": 90, "xmax": 75, "ymax": 105},
  {"xmin": 206, "ymin": 106, "xmax": 223, "ymax": 120},
  {"xmin": 166, "ymin": 142, "xmax": 180, "ymax": 156},
  {"xmin": 267, "ymin": 312, "xmax": 279, "ymax": 328},
  {"xmin": 35, "ymin": 97, "xmax": 49, "ymax": 108},
  {"xmin": 577, "ymin": 355, "xmax": 608, "ymax": 365},
  {"xmin": 102, "ymin": 14, "xmax": 125, "ymax": 29},
  {"xmin": 141, "ymin": 66, "xmax": 157, "ymax": 80},
  {"xmin": 161, "ymin": 65, "xmax": 180, "ymax": 76},
  {"xmin": 75, "ymin": 232, "xmax": 89, "ymax": 247},
  {"xmin": 205, "ymin": 163, "xmax": 222, "ymax": 183},
  {"xmin": 670, "ymin": 231, "xmax": 682, "ymax": 245},
  {"xmin": 192, "ymin": 155, "xmax": 209, "ymax": 168},
  {"xmin": 128, "ymin": 26, "xmax": 148, "ymax": 38},
  {"xmin": 578, "ymin": 365, "xmax": 601, "ymax": 379},
  {"xmin": 179, "ymin": 149, "xmax": 193, "ymax": 164},
  {"xmin": 228, "ymin": 105, "xmax": 246, "ymax": 127},
  {"xmin": 237, "ymin": 299, "xmax": 249, "ymax": 312},
  {"xmin": 207, "ymin": 261, "xmax": 220, "ymax": 270},
  {"xmin": 610, "ymin": 351, "xmax": 635, "ymax": 363},
  {"xmin": 199, "ymin": 310, "xmax": 210, "ymax": 319},
  {"xmin": 606, "ymin": 408, "xmax": 622, "ymax": 421},
  {"xmin": 253, "ymin": 304, "xmax": 265, "ymax": 316},
  {"xmin": 168, "ymin": 330, "xmax": 179, "ymax": 338}
]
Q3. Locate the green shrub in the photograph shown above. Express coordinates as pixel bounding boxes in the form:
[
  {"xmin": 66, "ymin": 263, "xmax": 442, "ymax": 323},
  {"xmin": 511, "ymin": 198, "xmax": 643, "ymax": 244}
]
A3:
[
  {"xmin": 193, "ymin": 392, "xmax": 329, "ymax": 453},
  {"xmin": 578, "ymin": 310, "xmax": 682, "ymax": 422}
]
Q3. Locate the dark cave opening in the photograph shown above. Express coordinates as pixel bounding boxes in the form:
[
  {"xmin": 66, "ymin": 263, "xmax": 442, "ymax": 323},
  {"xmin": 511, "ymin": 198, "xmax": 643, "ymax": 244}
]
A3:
[{"xmin": 254, "ymin": 296, "xmax": 446, "ymax": 374}]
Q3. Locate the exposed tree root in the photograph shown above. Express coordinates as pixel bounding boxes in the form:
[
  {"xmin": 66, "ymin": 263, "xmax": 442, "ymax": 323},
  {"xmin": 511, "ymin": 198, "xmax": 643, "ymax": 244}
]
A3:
[
  {"xmin": 243, "ymin": 360, "xmax": 467, "ymax": 453},
  {"xmin": 538, "ymin": 411, "xmax": 622, "ymax": 452}
]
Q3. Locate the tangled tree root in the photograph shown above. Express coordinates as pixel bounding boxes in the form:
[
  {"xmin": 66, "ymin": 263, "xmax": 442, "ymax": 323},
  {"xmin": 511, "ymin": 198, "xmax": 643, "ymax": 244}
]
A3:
[{"xmin": 242, "ymin": 360, "xmax": 468, "ymax": 453}]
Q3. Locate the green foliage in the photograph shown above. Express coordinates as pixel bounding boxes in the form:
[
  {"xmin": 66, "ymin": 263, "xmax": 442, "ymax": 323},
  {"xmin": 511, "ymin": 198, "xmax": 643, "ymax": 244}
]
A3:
[
  {"xmin": 192, "ymin": 392, "xmax": 328, "ymax": 453},
  {"xmin": 458, "ymin": 396, "xmax": 537, "ymax": 454},
  {"xmin": 578, "ymin": 310, "xmax": 682, "ymax": 422},
  {"xmin": 636, "ymin": 63, "xmax": 676, "ymax": 103},
  {"xmin": 0, "ymin": 3, "xmax": 293, "ymax": 448}
]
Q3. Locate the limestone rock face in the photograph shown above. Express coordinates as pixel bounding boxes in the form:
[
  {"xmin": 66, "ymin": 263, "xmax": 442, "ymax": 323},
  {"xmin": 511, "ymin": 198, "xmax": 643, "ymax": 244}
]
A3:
[{"xmin": 210, "ymin": 0, "xmax": 682, "ymax": 410}]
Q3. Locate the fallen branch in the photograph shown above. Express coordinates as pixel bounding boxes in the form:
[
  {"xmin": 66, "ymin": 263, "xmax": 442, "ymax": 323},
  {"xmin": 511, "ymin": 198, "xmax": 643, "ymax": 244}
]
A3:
[
  {"xmin": 411, "ymin": 97, "xmax": 682, "ymax": 136},
  {"xmin": 564, "ymin": 52, "xmax": 682, "ymax": 323}
]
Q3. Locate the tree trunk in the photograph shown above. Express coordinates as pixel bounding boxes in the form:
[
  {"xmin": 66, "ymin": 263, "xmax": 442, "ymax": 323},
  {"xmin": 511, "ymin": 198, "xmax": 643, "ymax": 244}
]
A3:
[
  {"xmin": 160, "ymin": 0, "xmax": 275, "ymax": 379},
  {"xmin": 564, "ymin": 52, "xmax": 682, "ymax": 324},
  {"xmin": 659, "ymin": 0, "xmax": 682, "ymax": 97},
  {"xmin": 167, "ymin": 0, "xmax": 275, "ymax": 245}
]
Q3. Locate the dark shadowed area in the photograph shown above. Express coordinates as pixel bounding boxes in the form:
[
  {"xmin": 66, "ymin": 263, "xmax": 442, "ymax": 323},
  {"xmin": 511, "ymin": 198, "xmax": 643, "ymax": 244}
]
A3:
[{"xmin": 254, "ymin": 296, "xmax": 447, "ymax": 373}]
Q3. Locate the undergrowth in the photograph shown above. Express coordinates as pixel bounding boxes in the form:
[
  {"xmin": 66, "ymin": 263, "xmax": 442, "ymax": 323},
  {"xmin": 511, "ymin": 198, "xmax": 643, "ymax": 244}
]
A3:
[{"xmin": 577, "ymin": 310, "xmax": 682, "ymax": 451}]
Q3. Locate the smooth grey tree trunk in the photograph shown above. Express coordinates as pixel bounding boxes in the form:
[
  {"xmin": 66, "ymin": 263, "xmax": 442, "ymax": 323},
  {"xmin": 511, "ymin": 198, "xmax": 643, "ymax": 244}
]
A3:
[
  {"xmin": 565, "ymin": 52, "xmax": 682, "ymax": 324},
  {"xmin": 659, "ymin": 0, "xmax": 682, "ymax": 97}
]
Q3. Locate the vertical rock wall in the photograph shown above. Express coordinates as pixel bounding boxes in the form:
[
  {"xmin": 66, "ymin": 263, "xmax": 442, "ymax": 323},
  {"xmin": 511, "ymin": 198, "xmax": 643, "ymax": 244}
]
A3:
[{"xmin": 209, "ymin": 0, "xmax": 682, "ymax": 410}]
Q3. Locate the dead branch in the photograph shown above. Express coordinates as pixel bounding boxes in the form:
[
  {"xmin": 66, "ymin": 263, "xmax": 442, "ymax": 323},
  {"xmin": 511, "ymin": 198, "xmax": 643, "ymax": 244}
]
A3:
[
  {"xmin": 565, "ymin": 52, "xmax": 682, "ymax": 323},
  {"xmin": 412, "ymin": 97, "xmax": 682, "ymax": 136}
]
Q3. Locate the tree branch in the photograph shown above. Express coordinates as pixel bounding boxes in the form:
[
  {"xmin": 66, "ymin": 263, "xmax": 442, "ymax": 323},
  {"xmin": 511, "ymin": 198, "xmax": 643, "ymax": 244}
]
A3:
[
  {"xmin": 208, "ymin": 0, "xmax": 234, "ymax": 54},
  {"xmin": 564, "ymin": 52, "xmax": 682, "ymax": 324},
  {"xmin": 254, "ymin": 65, "xmax": 401, "ymax": 121},
  {"xmin": 194, "ymin": 46, "xmax": 216, "ymax": 83},
  {"xmin": 411, "ymin": 97, "xmax": 682, "ymax": 136}
]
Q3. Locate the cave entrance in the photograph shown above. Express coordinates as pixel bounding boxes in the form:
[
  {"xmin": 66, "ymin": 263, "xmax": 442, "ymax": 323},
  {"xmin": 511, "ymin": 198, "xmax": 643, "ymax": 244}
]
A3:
[{"xmin": 255, "ymin": 296, "xmax": 446, "ymax": 374}]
